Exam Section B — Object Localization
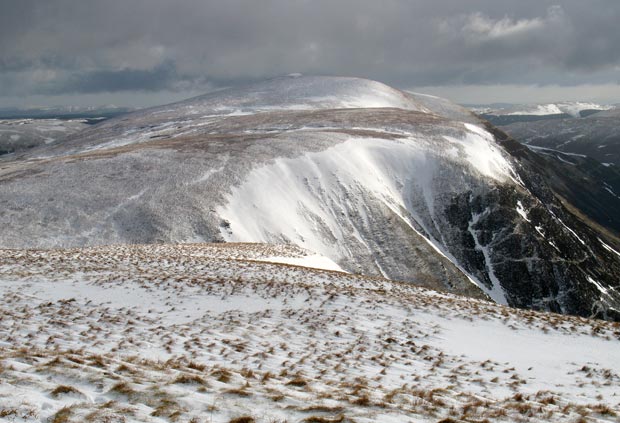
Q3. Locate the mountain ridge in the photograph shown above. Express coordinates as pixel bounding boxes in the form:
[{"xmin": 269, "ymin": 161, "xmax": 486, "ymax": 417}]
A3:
[{"xmin": 1, "ymin": 75, "xmax": 619, "ymax": 320}]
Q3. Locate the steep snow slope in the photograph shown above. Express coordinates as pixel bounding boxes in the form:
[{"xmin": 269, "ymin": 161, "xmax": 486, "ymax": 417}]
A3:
[
  {"xmin": 217, "ymin": 124, "xmax": 517, "ymax": 303},
  {"xmin": 1, "ymin": 243, "xmax": 619, "ymax": 422},
  {"xmin": 1, "ymin": 75, "xmax": 619, "ymax": 319}
]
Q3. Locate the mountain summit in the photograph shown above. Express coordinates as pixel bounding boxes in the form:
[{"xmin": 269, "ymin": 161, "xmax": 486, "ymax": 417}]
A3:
[{"xmin": 1, "ymin": 76, "xmax": 619, "ymax": 319}]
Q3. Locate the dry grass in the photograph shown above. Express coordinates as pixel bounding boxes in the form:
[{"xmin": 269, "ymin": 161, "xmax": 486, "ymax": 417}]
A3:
[
  {"xmin": 0, "ymin": 408, "xmax": 36, "ymax": 419},
  {"xmin": 1, "ymin": 243, "xmax": 618, "ymax": 423},
  {"xmin": 50, "ymin": 406, "xmax": 73, "ymax": 423},
  {"xmin": 229, "ymin": 417, "xmax": 256, "ymax": 423},
  {"xmin": 211, "ymin": 368, "xmax": 233, "ymax": 383},
  {"xmin": 108, "ymin": 381, "xmax": 138, "ymax": 400},
  {"xmin": 150, "ymin": 398, "xmax": 185, "ymax": 420},
  {"xmin": 225, "ymin": 387, "xmax": 252, "ymax": 397},
  {"xmin": 50, "ymin": 384, "xmax": 84, "ymax": 398},
  {"xmin": 173, "ymin": 373, "xmax": 208, "ymax": 385},
  {"xmin": 590, "ymin": 403, "xmax": 617, "ymax": 416},
  {"xmin": 286, "ymin": 376, "xmax": 308, "ymax": 387},
  {"xmin": 302, "ymin": 415, "xmax": 346, "ymax": 423}
]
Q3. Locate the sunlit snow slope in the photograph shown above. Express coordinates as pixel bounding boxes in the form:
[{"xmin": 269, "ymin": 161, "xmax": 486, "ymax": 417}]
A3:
[
  {"xmin": 0, "ymin": 75, "xmax": 619, "ymax": 319},
  {"xmin": 217, "ymin": 122, "xmax": 517, "ymax": 304}
]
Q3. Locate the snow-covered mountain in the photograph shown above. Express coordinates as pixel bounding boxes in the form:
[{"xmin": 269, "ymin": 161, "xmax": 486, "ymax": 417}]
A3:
[
  {"xmin": 498, "ymin": 111, "xmax": 620, "ymax": 168},
  {"xmin": 1, "ymin": 75, "xmax": 619, "ymax": 320},
  {"xmin": 1, "ymin": 243, "xmax": 619, "ymax": 422},
  {"xmin": 472, "ymin": 102, "xmax": 615, "ymax": 123}
]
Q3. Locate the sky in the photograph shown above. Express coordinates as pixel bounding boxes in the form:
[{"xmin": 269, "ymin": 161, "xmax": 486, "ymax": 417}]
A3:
[{"xmin": 2, "ymin": 0, "xmax": 620, "ymax": 108}]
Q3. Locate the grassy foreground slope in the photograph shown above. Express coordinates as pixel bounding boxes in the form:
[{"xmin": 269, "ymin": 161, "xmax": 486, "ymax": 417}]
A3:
[{"xmin": 0, "ymin": 243, "xmax": 618, "ymax": 422}]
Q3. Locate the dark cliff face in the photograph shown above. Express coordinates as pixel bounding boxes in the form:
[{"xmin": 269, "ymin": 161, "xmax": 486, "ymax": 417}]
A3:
[
  {"xmin": 441, "ymin": 124, "xmax": 620, "ymax": 320},
  {"xmin": 443, "ymin": 186, "xmax": 620, "ymax": 320}
]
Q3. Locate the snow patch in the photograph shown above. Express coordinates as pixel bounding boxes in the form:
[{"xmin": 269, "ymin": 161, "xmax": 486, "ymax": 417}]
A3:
[
  {"xmin": 467, "ymin": 211, "xmax": 508, "ymax": 305},
  {"xmin": 516, "ymin": 201, "xmax": 531, "ymax": 222},
  {"xmin": 526, "ymin": 144, "xmax": 587, "ymax": 158},
  {"xmin": 190, "ymin": 165, "xmax": 225, "ymax": 185},
  {"xmin": 257, "ymin": 254, "xmax": 346, "ymax": 272},
  {"xmin": 439, "ymin": 123, "xmax": 518, "ymax": 182},
  {"xmin": 508, "ymin": 103, "xmax": 563, "ymax": 116},
  {"xmin": 556, "ymin": 218, "xmax": 587, "ymax": 246},
  {"xmin": 599, "ymin": 238, "xmax": 620, "ymax": 258},
  {"xmin": 587, "ymin": 276, "xmax": 613, "ymax": 299}
]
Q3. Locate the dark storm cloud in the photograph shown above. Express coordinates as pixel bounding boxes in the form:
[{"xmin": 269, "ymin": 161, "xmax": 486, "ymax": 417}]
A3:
[
  {"xmin": 1, "ymin": 0, "xmax": 620, "ymax": 101},
  {"xmin": 40, "ymin": 61, "xmax": 179, "ymax": 94}
]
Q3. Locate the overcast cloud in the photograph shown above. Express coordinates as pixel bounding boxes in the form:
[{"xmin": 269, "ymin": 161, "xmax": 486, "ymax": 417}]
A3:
[{"xmin": 2, "ymin": 0, "xmax": 620, "ymax": 106}]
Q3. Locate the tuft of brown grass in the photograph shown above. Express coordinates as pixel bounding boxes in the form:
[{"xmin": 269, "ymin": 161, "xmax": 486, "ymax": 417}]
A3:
[
  {"xmin": 352, "ymin": 395, "xmax": 371, "ymax": 406},
  {"xmin": 0, "ymin": 409, "xmax": 18, "ymax": 419},
  {"xmin": 108, "ymin": 381, "xmax": 137, "ymax": 399},
  {"xmin": 211, "ymin": 368, "xmax": 232, "ymax": 383},
  {"xmin": 173, "ymin": 374, "xmax": 208, "ymax": 385},
  {"xmin": 88, "ymin": 354, "xmax": 107, "ymax": 368},
  {"xmin": 590, "ymin": 403, "xmax": 616, "ymax": 416},
  {"xmin": 187, "ymin": 361, "xmax": 207, "ymax": 371},
  {"xmin": 229, "ymin": 417, "xmax": 255, "ymax": 423},
  {"xmin": 303, "ymin": 415, "xmax": 345, "ymax": 423},
  {"xmin": 51, "ymin": 406, "xmax": 73, "ymax": 423},
  {"xmin": 225, "ymin": 387, "xmax": 252, "ymax": 397},
  {"xmin": 50, "ymin": 385, "xmax": 83, "ymax": 398},
  {"xmin": 286, "ymin": 377, "xmax": 308, "ymax": 387},
  {"xmin": 150, "ymin": 398, "xmax": 184, "ymax": 420}
]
